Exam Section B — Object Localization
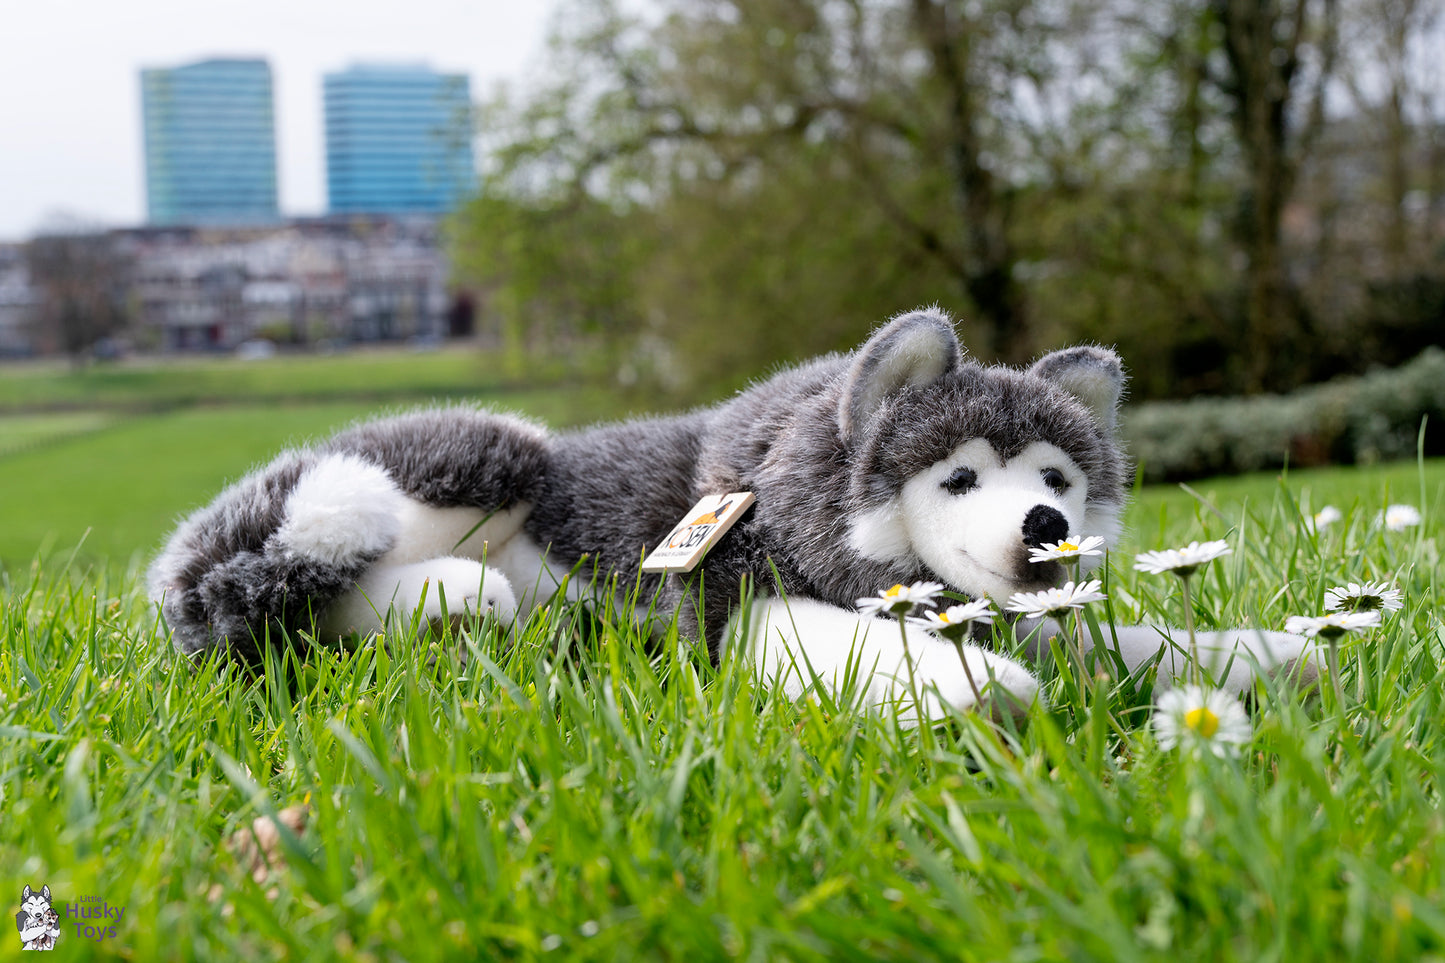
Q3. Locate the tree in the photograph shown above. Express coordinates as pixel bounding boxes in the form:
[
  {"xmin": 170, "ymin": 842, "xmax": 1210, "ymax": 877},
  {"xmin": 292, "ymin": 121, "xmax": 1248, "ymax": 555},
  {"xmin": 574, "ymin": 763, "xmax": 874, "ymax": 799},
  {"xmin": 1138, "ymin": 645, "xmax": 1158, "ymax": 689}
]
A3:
[
  {"xmin": 24, "ymin": 230, "xmax": 130, "ymax": 363},
  {"xmin": 456, "ymin": 0, "xmax": 1443, "ymax": 400},
  {"xmin": 1207, "ymin": 0, "xmax": 1340, "ymax": 391},
  {"xmin": 463, "ymin": 0, "xmax": 1124, "ymax": 369}
]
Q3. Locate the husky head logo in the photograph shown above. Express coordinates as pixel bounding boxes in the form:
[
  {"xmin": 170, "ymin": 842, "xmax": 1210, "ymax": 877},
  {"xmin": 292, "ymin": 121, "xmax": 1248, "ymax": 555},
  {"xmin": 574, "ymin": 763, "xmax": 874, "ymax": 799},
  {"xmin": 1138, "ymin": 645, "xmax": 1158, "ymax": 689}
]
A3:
[
  {"xmin": 16, "ymin": 884, "xmax": 60, "ymax": 951},
  {"xmin": 841, "ymin": 309, "xmax": 1128, "ymax": 603}
]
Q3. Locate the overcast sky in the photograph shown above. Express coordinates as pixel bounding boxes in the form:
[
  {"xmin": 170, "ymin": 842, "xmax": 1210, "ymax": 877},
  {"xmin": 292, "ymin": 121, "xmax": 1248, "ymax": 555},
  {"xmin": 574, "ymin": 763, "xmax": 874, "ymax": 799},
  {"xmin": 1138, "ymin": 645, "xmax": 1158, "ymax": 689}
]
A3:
[{"xmin": 0, "ymin": 0, "xmax": 557, "ymax": 241}]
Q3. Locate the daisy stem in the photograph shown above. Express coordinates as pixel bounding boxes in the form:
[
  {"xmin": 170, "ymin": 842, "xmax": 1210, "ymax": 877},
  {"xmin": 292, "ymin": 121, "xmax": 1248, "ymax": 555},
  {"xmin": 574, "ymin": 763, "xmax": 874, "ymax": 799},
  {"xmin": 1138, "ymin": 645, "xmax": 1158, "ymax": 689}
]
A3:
[
  {"xmin": 1070, "ymin": 608, "xmax": 1093, "ymax": 697},
  {"xmin": 1179, "ymin": 574, "xmax": 1200, "ymax": 686},
  {"xmin": 895, "ymin": 614, "xmax": 924, "ymax": 723},
  {"xmin": 950, "ymin": 637, "xmax": 986, "ymax": 710},
  {"xmin": 1325, "ymin": 636, "xmax": 1347, "ymax": 715},
  {"xmin": 1063, "ymin": 559, "xmax": 1093, "ymax": 696}
]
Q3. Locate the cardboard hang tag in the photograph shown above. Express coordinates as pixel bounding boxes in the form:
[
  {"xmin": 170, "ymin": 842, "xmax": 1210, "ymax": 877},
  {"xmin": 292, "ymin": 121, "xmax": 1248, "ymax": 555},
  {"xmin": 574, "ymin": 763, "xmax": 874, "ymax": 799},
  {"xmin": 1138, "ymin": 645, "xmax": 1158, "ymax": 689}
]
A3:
[{"xmin": 639, "ymin": 492, "xmax": 756, "ymax": 574}]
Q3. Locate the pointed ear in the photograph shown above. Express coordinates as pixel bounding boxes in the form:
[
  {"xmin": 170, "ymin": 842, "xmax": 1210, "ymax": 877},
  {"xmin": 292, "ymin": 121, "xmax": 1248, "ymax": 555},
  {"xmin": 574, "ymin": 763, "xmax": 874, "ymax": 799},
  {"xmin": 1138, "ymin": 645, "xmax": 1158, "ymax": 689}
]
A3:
[
  {"xmin": 1030, "ymin": 345, "xmax": 1127, "ymax": 433},
  {"xmin": 839, "ymin": 308, "xmax": 962, "ymax": 440},
  {"xmin": 23, "ymin": 885, "xmax": 32, "ymax": 901},
  {"xmin": 40, "ymin": 885, "xmax": 50, "ymax": 902}
]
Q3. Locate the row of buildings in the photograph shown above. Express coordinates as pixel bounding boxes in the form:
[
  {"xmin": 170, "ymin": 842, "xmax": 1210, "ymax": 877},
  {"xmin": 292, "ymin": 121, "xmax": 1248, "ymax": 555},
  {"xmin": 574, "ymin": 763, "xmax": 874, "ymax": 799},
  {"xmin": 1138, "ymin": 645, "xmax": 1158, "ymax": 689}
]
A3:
[
  {"xmin": 1, "ymin": 216, "xmax": 474, "ymax": 356},
  {"xmin": 0, "ymin": 58, "xmax": 484, "ymax": 358},
  {"xmin": 141, "ymin": 58, "xmax": 474, "ymax": 225}
]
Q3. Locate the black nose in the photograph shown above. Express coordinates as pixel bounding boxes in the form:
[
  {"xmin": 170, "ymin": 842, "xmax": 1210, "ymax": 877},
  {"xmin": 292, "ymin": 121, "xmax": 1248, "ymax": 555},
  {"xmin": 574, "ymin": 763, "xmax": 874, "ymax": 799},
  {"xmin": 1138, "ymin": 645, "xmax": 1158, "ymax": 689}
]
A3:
[{"xmin": 1022, "ymin": 505, "xmax": 1069, "ymax": 548}]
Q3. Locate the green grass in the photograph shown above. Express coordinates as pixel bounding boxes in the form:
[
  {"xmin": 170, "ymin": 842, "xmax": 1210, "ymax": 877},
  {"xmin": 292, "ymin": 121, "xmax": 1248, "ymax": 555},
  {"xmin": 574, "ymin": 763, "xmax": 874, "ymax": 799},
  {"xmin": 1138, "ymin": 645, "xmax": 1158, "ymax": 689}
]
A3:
[
  {"xmin": 0, "ymin": 347, "xmax": 569, "ymax": 413},
  {"xmin": 2, "ymin": 458, "xmax": 1443, "ymax": 959},
  {"xmin": 0, "ymin": 385, "xmax": 653, "ymax": 564},
  {"xmin": 3, "ymin": 348, "xmax": 1443, "ymax": 958}
]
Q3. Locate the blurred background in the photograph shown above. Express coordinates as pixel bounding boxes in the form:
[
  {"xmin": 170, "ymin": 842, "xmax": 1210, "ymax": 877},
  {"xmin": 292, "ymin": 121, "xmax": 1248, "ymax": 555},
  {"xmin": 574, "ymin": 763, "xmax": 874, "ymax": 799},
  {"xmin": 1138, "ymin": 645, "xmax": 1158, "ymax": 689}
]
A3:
[{"xmin": 0, "ymin": 0, "xmax": 1442, "ymax": 560}]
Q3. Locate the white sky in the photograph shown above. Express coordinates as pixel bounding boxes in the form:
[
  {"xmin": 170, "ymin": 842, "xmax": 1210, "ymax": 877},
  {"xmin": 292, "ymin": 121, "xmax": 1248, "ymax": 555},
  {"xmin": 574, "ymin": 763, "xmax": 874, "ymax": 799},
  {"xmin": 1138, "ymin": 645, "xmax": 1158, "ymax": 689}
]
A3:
[{"xmin": 0, "ymin": 0, "xmax": 558, "ymax": 241}]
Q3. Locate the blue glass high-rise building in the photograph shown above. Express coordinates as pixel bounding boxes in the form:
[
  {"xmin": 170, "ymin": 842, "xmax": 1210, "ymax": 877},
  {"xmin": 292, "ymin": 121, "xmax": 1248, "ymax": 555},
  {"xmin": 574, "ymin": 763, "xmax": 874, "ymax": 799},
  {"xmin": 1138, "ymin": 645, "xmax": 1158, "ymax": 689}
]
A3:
[
  {"xmin": 140, "ymin": 58, "xmax": 280, "ymax": 226},
  {"xmin": 324, "ymin": 64, "xmax": 475, "ymax": 215}
]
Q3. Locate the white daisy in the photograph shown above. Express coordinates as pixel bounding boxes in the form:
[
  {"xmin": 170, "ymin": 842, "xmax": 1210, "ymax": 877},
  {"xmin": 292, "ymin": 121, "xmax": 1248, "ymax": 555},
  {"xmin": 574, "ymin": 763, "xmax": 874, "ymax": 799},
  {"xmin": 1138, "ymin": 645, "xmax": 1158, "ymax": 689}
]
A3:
[
  {"xmin": 1004, "ymin": 579, "xmax": 1107, "ymax": 619},
  {"xmin": 1324, "ymin": 581, "xmax": 1404, "ymax": 614},
  {"xmin": 1304, "ymin": 505, "xmax": 1342, "ymax": 533},
  {"xmin": 1377, "ymin": 504, "xmax": 1422, "ymax": 532},
  {"xmin": 1133, "ymin": 539, "xmax": 1233, "ymax": 577},
  {"xmin": 1284, "ymin": 610, "xmax": 1382, "ymax": 639},
  {"xmin": 914, "ymin": 599, "xmax": 996, "ymax": 641},
  {"xmin": 1153, "ymin": 685, "xmax": 1253, "ymax": 758},
  {"xmin": 856, "ymin": 581, "xmax": 946, "ymax": 618},
  {"xmin": 1028, "ymin": 534, "xmax": 1107, "ymax": 565}
]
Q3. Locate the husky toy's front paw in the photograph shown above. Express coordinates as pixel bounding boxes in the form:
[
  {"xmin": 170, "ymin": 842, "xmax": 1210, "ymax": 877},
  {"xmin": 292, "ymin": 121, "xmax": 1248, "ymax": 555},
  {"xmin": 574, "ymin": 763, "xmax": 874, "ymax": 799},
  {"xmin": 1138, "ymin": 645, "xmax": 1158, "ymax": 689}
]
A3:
[
  {"xmin": 1187, "ymin": 628, "xmax": 1318, "ymax": 693},
  {"xmin": 322, "ymin": 557, "xmax": 517, "ymax": 637},
  {"xmin": 744, "ymin": 597, "xmax": 1040, "ymax": 723},
  {"xmin": 1058, "ymin": 622, "xmax": 1318, "ymax": 695}
]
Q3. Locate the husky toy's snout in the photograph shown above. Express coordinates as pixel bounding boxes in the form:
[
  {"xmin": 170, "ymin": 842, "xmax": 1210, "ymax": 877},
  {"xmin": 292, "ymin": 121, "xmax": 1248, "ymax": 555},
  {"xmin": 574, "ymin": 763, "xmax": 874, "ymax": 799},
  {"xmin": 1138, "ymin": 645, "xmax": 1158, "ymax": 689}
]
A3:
[{"xmin": 1022, "ymin": 505, "xmax": 1069, "ymax": 548}]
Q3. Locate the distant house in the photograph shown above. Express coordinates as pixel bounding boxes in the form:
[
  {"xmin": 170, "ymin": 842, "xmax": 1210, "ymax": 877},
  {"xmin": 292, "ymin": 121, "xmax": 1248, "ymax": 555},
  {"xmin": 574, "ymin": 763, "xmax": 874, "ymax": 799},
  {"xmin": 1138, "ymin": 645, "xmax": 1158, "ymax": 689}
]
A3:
[
  {"xmin": 121, "ymin": 217, "xmax": 457, "ymax": 351},
  {"xmin": 0, "ymin": 243, "xmax": 39, "ymax": 356}
]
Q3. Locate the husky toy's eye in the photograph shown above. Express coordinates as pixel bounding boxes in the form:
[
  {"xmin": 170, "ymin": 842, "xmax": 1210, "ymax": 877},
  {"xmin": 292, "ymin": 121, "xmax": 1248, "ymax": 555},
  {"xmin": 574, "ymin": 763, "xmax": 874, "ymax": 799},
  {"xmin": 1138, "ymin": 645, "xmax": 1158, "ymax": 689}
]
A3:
[
  {"xmin": 1042, "ymin": 467, "xmax": 1070, "ymax": 494},
  {"xmin": 942, "ymin": 467, "xmax": 978, "ymax": 495}
]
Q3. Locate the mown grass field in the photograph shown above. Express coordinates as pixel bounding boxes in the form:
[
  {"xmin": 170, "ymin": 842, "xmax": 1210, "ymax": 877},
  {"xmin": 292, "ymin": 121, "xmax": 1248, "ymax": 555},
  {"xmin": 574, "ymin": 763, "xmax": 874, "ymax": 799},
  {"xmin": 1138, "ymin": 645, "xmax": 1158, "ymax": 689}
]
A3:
[{"xmin": 1, "ymin": 348, "xmax": 1443, "ymax": 960}]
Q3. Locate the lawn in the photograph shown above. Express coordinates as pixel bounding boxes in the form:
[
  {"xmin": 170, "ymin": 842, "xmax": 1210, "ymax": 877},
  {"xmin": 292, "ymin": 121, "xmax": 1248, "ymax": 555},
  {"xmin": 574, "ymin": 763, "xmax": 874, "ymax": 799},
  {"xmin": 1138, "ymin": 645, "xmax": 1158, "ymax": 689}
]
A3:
[
  {"xmin": 0, "ymin": 345, "xmax": 602, "ymax": 413},
  {"xmin": 0, "ymin": 378, "xmax": 654, "ymax": 564},
  {"xmin": 1, "ymin": 348, "xmax": 1442, "ymax": 960}
]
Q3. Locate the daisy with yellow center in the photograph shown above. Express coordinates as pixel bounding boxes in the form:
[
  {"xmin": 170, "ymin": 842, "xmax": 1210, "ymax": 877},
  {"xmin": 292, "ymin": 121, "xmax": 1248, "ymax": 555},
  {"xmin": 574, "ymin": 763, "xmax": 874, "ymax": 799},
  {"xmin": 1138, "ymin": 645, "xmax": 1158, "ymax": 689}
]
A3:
[
  {"xmin": 1324, "ymin": 581, "xmax": 1403, "ymax": 614},
  {"xmin": 914, "ymin": 599, "xmax": 996, "ymax": 642},
  {"xmin": 856, "ymin": 581, "xmax": 946, "ymax": 618},
  {"xmin": 1284, "ymin": 610, "xmax": 1382, "ymax": 639},
  {"xmin": 1286, "ymin": 609, "xmax": 1380, "ymax": 711},
  {"xmin": 1153, "ymin": 685, "xmax": 1252, "ymax": 758},
  {"xmin": 912, "ymin": 598, "xmax": 996, "ymax": 707},
  {"xmin": 1303, "ymin": 505, "xmax": 1342, "ymax": 533},
  {"xmin": 1133, "ymin": 539, "xmax": 1233, "ymax": 684},
  {"xmin": 1378, "ymin": 504, "xmax": 1422, "ymax": 532},
  {"xmin": 1028, "ymin": 534, "xmax": 1107, "ymax": 566},
  {"xmin": 856, "ymin": 580, "xmax": 946, "ymax": 716},
  {"xmin": 1004, "ymin": 579, "xmax": 1107, "ymax": 620}
]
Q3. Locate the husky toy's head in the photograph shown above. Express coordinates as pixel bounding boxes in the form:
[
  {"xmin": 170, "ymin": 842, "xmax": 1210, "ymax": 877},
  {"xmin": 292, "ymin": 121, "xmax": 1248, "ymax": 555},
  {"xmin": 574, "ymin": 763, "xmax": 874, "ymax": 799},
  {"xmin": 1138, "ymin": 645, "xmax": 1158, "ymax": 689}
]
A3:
[{"xmin": 841, "ymin": 309, "xmax": 1129, "ymax": 604}]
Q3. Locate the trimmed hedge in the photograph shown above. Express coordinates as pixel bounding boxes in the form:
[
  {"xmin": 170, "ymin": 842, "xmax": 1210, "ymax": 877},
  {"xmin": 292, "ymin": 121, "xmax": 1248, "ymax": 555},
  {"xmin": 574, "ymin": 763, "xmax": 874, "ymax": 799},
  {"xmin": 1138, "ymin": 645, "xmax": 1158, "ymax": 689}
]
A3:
[{"xmin": 1123, "ymin": 347, "xmax": 1445, "ymax": 482}]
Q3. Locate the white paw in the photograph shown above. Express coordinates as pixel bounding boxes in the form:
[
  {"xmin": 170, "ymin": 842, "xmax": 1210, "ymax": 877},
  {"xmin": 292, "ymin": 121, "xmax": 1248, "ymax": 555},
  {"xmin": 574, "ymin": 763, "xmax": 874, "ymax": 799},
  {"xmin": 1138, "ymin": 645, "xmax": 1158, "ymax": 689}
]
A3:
[
  {"xmin": 323, "ymin": 558, "xmax": 517, "ymax": 636},
  {"xmin": 1073, "ymin": 622, "xmax": 1319, "ymax": 695},
  {"xmin": 276, "ymin": 454, "xmax": 406, "ymax": 565},
  {"xmin": 910, "ymin": 642, "xmax": 1041, "ymax": 721},
  {"xmin": 1188, "ymin": 629, "xmax": 1318, "ymax": 694},
  {"xmin": 406, "ymin": 557, "xmax": 518, "ymax": 625},
  {"xmin": 743, "ymin": 597, "xmax": 1041, "ymax": 724}
]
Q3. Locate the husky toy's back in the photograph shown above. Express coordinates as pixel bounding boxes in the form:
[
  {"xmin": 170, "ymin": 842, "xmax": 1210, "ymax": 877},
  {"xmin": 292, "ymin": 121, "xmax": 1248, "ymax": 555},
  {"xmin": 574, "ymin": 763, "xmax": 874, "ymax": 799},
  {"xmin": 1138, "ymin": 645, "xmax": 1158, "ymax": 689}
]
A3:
[{"xmin": 151, "ymin": 308, "xmax": 1310, "ymax": 716}]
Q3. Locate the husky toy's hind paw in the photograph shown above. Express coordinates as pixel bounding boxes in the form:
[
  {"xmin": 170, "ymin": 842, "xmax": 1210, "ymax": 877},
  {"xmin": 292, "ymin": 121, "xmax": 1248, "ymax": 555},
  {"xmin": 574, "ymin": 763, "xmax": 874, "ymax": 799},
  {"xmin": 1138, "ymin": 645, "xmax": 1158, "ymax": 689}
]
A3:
[
  {"xmin": 321, "ymin": 557, "xmax": 518, "ymax": 638},
  {"xmin": 323, "ymin": 555, "xmax": 520, "ymax": 636}
]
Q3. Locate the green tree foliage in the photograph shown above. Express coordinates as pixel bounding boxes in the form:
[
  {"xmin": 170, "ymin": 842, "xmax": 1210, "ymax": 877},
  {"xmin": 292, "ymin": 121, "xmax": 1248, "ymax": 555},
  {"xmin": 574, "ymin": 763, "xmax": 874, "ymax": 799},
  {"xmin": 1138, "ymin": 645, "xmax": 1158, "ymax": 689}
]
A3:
[{"xmin": 452, "ymin": 0, "xmax": 1444, "ymax": 401}]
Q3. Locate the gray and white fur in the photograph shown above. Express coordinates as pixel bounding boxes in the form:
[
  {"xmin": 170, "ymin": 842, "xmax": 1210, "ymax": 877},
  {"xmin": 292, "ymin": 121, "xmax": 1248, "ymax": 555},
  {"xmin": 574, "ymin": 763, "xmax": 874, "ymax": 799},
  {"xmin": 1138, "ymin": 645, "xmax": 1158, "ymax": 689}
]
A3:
[{"xmin": 150, "ymin": 308, "xmax": 1313, "ymax": 717}]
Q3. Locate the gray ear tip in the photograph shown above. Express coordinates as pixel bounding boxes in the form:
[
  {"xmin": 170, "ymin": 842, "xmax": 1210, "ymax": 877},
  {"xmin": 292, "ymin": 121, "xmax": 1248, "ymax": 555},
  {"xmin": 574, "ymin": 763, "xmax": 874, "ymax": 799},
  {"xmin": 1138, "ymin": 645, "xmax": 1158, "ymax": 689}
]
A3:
[
  {"xmin": 1030, "ymin": 343, "xmax": 1128, "ymax": 429},
  {"xmin": 887, "ymin": 303, "xmax": 958, "ymax": 336},
  {"xmin": 1031, "ymin": 344, "xmax": 1124, "ymax": 377}
]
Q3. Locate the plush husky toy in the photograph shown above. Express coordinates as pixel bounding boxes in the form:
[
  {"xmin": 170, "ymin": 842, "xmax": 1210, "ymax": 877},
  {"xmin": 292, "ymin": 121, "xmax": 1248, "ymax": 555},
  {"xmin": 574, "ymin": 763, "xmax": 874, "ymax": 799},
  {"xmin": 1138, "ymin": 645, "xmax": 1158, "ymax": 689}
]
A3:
[{"xmin": 151, "ymin": 308, "xmax": 1311, "ymax": 716}]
